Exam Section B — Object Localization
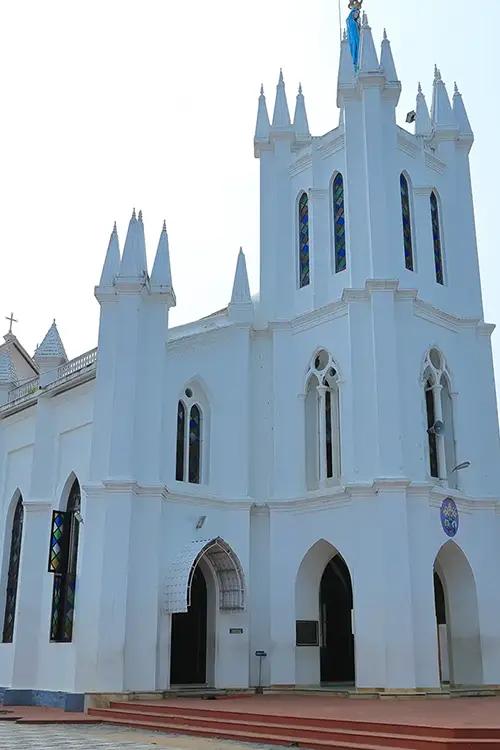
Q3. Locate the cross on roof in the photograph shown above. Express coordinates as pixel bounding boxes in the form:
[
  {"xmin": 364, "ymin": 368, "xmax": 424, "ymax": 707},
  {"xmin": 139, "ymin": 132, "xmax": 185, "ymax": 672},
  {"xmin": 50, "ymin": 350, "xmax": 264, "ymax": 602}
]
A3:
[{"xmin": 5, "ymin": 312, "xmax": 18, "ymax": 335}]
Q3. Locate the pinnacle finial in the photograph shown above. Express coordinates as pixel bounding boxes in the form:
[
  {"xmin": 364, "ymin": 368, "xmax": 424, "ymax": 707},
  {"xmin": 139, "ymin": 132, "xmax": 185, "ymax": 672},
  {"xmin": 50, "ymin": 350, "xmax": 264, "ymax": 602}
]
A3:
[
  {"xmin": 113, "ymin": 220, "xmax": 117, "ymax": 234},
  {"xmin": 343, "ymin": 29, "xmax": 347, "ymax": 40},
  {"xmin": 383, "ymin": 28, "xmax": 388, "ymax": 40},
  {"xmin": 138, "ymin": 209, "xmax": 143, "ymax": 223},
  {"xmin": 298, "ymin": 82, "xmax": 303, "ymax": 95},
  {"xmin": 279, "ymin": 68, "xmax": 284, "ymax": 84},
  {"xmin": 132, "ymin": 208, "xmax": 137, "ymax": 220},
  {"xmin": 434, "ymin": 65, "xmax": 442, "ymax": 82},
  {"xmin": 454, "ymin": 81, "xmax": 459, "ymax": 94},
  {"xmin": 162, "ymin": 219, "xmax": 167, "ymax": 232},
  {"xmin": 418, "ymin": 82, "xmax": 422, "ymax": 94},
  {"xmin": 260, "ymin": 83, "xmax": 264, "ymax": 96},
  {"xmin": 362, "ymin": 11, "xmax": 368, "ymax": 26}
]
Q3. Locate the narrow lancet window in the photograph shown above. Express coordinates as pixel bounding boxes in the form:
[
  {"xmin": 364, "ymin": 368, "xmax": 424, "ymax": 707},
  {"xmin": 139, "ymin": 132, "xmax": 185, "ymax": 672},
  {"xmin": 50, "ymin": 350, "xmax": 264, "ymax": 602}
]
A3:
[
  {"xmin": 298, "ymin": 192, "xmax": 310, "ymax": 288},
  {"xmin": 189, "ymin": 405, "xmax": 201, "ymax": 485},
  {"xmin": 305, "ymin": 351, "xmax": 341, "ymax": 489},
  {"xmin": 400, "ymin": 174, "xmax": 414, "ymax": 271},
  {"xmin": 50, "ymin": 479, "xmax": 81, "ymax": 643},
  {"xmin": 176, "ymin": 401, "xmax": 186, "ymax": 481},
  {"xmin": 430, "ymin": 192, "xmax": 444, "ymax": 285},
  {"xmin": 2, "ymin": 496, "xmax": 24, "ymax": 643},
  {"xmin": 423, "ymin": 349, "xmax": 456, "ymax": 485},
  {"xmin": 333, "ymin": 174, "xmax": 346, "ymax": 273}
]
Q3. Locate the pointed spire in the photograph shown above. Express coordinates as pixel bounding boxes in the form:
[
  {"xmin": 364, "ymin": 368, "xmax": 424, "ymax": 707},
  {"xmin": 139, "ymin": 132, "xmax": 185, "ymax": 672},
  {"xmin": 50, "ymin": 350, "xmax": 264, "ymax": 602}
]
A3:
[
  {"xmin": 255, "ymin": 84, "xmax": 271, "ymax": 141},
  {"xmin": 453, "ymin": 82, "xmax": 473, "ymax": 138},
  {"xmin": 431, "ymin": 66, "xmax": 456, "ymax": 131},
  {"xmin": 119, "ymin": 208, "xmax": 148, "ymax": 278},
  {"xmin": 380, "ymin": 28, "xmax": 398, "ymax": 82},
  {"xmin": 415, "ymin": 82, "xmax": 433, "ymax": 137},
  {"xmin": 358, "ymin": 14, "xmax": 380, "ymax": 73},
  {"xmin": 0, "ymin": 350, "xmax": 17, "ymax": 386},
  {"xmin": 34, "ymin": 320, "xmax": 67, "ymax": 362},
  {"xmin": 337, "ymin": 31, "xmax": 355, "ymax": 102},
  {"xmin": 151, "ymin": 221, "xmax": 175, "ymax": 306},
  {"xmin": 293, "ymin": 83, "xmax": 310, "ymax": 139},
  {"xmin": 230, "ymin": 248, "xmax": 252, "ymax": 305},
  {"xmin": 99, "ymin": 222, "xmax": 121, "ymax": 286},
  {"xmin": 272, "ymin": 69, "xmax": 291, "ymax": 128}
]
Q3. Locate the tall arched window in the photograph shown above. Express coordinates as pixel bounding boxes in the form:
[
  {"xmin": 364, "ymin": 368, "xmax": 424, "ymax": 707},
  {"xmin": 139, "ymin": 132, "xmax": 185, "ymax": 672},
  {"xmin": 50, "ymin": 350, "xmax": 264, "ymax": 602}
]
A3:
[
  {"xmin": 332, "ymin": 173, "xmax": 346, "ymax": 273},
  {"xmin": 305, "ymin": 350, "xmax": 341, "ymax": 489},
  {"xmin": 430, "ymin": 191, "xmax": 444, "ymax": 285},
  {"xmin": 400, "ymin": 173, "xmax": 414, "ymax": 271},
  {"xmin": 298, "ymin": 192, "xmax": 310, "ymax": 288},
  {"xmin": 176, "ymin": 387, "xmax": 205, "ymax": 485},
  {"xmin": 50, "ymin": 479, "xmax": 81, "ymax": 643},
  {"xmin": 423, "ymin": 349, "xmax": 456, "ymax": 486},
  {"xmin": 2, "ymin": 495, "xmax": 24, "ymax": 643}
]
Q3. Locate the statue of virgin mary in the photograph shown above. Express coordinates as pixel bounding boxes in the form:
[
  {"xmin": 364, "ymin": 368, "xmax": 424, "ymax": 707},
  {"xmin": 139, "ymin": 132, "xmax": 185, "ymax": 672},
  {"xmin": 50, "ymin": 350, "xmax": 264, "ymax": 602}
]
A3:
[{"xmin": 346, "ymin": 0, "xmax": 363, "ymax": 69}]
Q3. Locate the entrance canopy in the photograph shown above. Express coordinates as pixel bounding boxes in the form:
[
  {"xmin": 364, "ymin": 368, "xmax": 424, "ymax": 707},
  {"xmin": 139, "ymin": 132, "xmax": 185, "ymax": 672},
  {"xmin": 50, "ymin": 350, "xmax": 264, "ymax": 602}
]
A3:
[{"xmin": 163, "ymin": 537, "xmax": 245, "ymax": 614}]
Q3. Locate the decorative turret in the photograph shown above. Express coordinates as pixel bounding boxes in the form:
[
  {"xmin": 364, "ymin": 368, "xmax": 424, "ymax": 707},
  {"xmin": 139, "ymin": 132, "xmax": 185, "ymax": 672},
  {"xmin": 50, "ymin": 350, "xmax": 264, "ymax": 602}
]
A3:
[
  {"xmin": 431, "ymin": 66, "xmax": 457, "ymax": 135},
  {"xmin": 34, "ymin": 320, "xmax": 67, "ymax": 381},
  {"xmin": 337, "ymin": 30, "xmax": 355, "ymax": 104},
  {"xmin": 99, "ymin": 222, "xmax": 121, "ymax": 287},
  {"xmin": 118, "ymin": 209, "xmax": 148, "ymax": 279},
  {"xmin": 151, "ymin": 221, "xmax": 176, "ymax": 306},
  {"xmin": 415, "ymin": 83, "xmax": 433, "ymax": 137},
  {"xmin": 358, "ymin": 13, "xmax": 380, "ymax": 73},
  {"xmin": 293, "ymin": 84, "xmax": 310, "ymax": 141},
  {"xmin": 453, "ymin": 83, "xmax": 473, "ymax": 141},
  {"xmin": 255, "ymin": 85, "xmax": 271, "ymax": 146},
  {"xmin": 272, "ymin": 70, "xmax": 292, "ymax": 129},
  {"xmin": 380, "ymin": 29, "xmax": 398, "ymax": 83},
  {"xmin": 229, "ymin": 248, "xmax": 253, "ymax": 322}
]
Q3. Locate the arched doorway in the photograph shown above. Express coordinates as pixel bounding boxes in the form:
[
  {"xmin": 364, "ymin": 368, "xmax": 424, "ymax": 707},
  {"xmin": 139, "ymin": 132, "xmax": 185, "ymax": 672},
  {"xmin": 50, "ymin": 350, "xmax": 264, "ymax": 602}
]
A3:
[
  {"xmin": 170, "ymin": 566, "xmax": 207, "ymax": 685},
  {"xmin": 164, "ymin": 538, "xmax": 246, "ymax": 689},
  {"xmin": 295, "ymin": 540, "xmax": 355, "ymax": 686},
  {"xmin": 433, "ymin": 542, "xmax": 482, "ymax": 686},
  {"xmin": 320, "ymin": 555, "xmax": 355, "ymax": 684}
]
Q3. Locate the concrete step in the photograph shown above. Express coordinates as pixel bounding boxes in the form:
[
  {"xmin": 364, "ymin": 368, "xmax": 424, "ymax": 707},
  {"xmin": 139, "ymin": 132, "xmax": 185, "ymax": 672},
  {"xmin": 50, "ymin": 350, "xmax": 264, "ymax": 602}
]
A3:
[{"xmin": 88, "ymin": 706, "xmax": 500, "ymax": 750}]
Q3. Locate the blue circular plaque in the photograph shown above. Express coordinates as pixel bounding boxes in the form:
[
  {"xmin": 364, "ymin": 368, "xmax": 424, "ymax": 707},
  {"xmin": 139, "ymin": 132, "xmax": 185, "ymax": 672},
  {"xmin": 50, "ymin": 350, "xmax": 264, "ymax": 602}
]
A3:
[{"xmin": 440, "ymin": 498, "xmax": 459, "ymax": 538}]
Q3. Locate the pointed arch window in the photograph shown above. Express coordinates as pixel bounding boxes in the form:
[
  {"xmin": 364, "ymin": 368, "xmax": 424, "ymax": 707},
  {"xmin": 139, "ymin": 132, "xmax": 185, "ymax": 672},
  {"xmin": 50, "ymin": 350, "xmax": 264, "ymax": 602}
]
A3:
[
  {"xmin": 298, "ymin": 192, "xmax": 310, "ymax": 288},
  {"xmin": 176, "ymin": 387, "xmax": 205, "ymax": 485},
  {"xmin": 2, "ymin": 496, "xmax": 24, "ymax": 643},
  {"xmin": 400, "ymin": 173, "xmax": 414, "ymax": 271},
  {"xmin": 423, "ymin": 349, "xmax": 456, "ymax": 486},
  {"xmin": 50, "ymin": 479, "xmax": 81, "ymax": 643},
  {"xmin": 305, "ymin": 351, "xmax": 341, "ymax": 489},
  {"xmin": 430, "ymin": 191, "xmax": 444, "ymax": 285},
  {"xmin": 333, "ymin": 173, "xmax": 346, "ymax": 273}
]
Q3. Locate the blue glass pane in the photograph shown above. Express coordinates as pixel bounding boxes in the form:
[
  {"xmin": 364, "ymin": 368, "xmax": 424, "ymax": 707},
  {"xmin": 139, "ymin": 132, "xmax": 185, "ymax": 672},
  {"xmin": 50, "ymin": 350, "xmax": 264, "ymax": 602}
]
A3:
[
  {"xmin": 299, "ymin": 192, "xmax": 310, "ymax": 288},
  {"xmin": 189, "ymin": 405, "xmax": 201, "ymax": 485},
  {"xmin": 430, "ymin": 192, "xmax": 444, "ymax": 285},
  {"xmin": 333, "ymin": 174, "xmax": 346, "ymax": 273},
  {"xmin": 400, "ymin": 174, "xmax": 414, "ymax": 271}
]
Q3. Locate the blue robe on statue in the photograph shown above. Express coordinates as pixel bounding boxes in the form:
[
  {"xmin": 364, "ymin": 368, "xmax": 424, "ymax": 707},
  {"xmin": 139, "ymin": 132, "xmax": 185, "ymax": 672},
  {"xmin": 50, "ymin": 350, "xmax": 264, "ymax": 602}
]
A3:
[{"xmin": 347, "ymin": 10, "xmax": 361, "ymax": 69}]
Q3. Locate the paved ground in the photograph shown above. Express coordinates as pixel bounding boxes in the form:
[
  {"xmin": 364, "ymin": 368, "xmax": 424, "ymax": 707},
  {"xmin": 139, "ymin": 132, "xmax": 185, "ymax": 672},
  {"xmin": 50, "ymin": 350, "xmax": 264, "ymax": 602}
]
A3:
[{"xmin": 0, "ymin": 722, "xmax": 273, "ymax": 750}]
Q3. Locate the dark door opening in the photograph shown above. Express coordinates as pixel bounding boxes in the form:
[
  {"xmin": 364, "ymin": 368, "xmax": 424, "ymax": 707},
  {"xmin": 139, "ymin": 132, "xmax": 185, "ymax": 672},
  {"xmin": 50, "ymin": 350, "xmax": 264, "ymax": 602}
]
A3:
[
  {"xmin": 170, "ymin": 565, "xmax": 207, "ymax": 685},
  {"xmin": 320, "ymin": 555, "xmax": 355, "ymax": 684},
  {"xmin": 434, "ymin": 570, "xmax": 449, "ymax": 684}
]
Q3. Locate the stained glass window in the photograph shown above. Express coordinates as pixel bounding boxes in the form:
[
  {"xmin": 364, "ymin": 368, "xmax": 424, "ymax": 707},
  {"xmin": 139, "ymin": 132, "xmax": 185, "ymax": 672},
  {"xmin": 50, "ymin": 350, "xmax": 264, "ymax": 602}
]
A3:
[
  {"xmin": 2, "ymin": 497, "xmax": 24, "ymax": 643},
  {"xmin": 50, "ymin": 479, "xmax": 81, "ymax": 643},
  {"xmin": 189, "ymin": 405, "xmax": 201, "ymax": 485},
  {"xmin": 298, "ymin": 192, "xmax": 310, "ymax": 288},
  {"xmin": 48, "ymin": 511, "xmax": 68, "ymax": 573},
  {"xmin": 333, "ymin": 173, "xmax": 346, "ymax": 273},
  {"xmin": 430, "ymin": 191, "xmax": 444, "ymax": 285},
  {"xmin": 176, "ymin": 401, "xmax": 186, "ymax": 481},
  {"xmin": 400, "ymin": 174, "xmax": 414, "ymax": 271}
]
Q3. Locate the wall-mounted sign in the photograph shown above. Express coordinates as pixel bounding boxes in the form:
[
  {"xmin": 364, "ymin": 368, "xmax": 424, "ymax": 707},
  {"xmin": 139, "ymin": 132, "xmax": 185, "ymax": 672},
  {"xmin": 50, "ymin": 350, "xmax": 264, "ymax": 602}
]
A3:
[
  {"xmin": 229, "ymin": 628, "xmax": 244, "ymax": 634},
  {"xmin": 440, "ymin": 497, "xmax": 459, "ymax": 538},
  {"xmin": 296, "ymin": 620, "xmax": 319, "ymax": 647}
]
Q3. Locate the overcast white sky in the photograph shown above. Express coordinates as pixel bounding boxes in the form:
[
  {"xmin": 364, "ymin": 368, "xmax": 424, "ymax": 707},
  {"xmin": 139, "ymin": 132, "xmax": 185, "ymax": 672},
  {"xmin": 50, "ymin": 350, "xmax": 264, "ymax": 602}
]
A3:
[{"xmin": 1, "ymin": 1, "xmax": 499, "ymax": 398}]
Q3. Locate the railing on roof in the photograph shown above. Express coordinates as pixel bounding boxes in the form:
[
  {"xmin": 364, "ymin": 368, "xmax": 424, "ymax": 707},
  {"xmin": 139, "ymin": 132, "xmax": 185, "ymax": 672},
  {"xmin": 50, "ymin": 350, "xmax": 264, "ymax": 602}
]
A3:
[
  {"xmin": 8, "ymin": 376, "xmax": 40, "ymax": 403},
  {"xmin": 57, "ymin": 348, "xmax": 97, "ymax": 379}
]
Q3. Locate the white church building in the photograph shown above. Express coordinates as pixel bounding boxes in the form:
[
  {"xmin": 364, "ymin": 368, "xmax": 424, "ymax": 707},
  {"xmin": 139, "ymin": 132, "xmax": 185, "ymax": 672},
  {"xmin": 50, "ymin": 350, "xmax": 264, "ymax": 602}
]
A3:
[{"xmin": 0, "ymin": 7, "xmax": 500, "ymax": 708}]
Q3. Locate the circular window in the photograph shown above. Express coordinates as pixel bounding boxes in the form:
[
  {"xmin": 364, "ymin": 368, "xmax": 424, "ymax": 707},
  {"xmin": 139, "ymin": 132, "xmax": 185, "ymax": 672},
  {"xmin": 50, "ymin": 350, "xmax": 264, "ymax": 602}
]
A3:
[
  {"xmin": 185, "ymin": 388, "xmax": 193, "ymax": 399},
  {"xmin": 314, "ymin": 350, "xmax": 329, "ymax": 372}
]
